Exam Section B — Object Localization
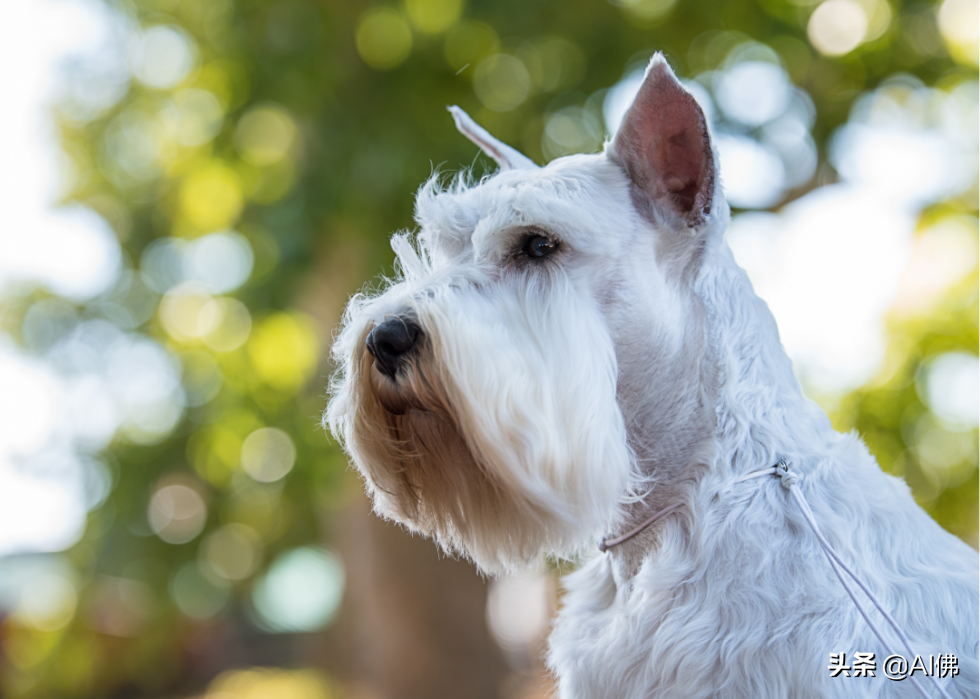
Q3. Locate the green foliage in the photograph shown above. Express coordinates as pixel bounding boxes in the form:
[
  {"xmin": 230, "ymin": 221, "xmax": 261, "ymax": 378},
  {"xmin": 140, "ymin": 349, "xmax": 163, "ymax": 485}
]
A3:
[
  {"xmin": 0, "ymin": 0, "xmax": 975, "ymax": 696},
  {"xmin": 830, "ymin": 267, "xmax": 979, "ymax": 547}
]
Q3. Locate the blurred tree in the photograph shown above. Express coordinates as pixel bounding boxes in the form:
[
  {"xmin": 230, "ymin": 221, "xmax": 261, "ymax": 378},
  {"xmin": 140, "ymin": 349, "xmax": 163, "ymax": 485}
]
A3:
[
  {"xmin": 831, "ymin": 265, "xmax": 979, "ymax": 548},
  {"xmin": 0, "ymin": 0, "xmax": 975, "ymax": 697}
]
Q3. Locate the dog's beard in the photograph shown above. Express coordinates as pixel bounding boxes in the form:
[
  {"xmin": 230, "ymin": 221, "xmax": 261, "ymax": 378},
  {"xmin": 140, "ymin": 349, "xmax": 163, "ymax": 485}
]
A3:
[{"xmin": 328, "ymin": 277, "xmax": 634, "ymax": 575}]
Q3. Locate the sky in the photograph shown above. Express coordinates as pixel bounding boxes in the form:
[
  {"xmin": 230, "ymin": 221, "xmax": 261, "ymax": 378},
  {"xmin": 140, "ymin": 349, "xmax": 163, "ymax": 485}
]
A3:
[{"xmin": 0, "ymin": 0, "xmax": 124, "ymax": 555}]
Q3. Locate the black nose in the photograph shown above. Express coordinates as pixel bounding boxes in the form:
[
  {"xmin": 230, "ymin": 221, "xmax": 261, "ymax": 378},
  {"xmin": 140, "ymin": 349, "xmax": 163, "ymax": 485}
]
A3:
[{"xmin": 366, "ymin": 317, "xmax": 421, "ymax": 378}]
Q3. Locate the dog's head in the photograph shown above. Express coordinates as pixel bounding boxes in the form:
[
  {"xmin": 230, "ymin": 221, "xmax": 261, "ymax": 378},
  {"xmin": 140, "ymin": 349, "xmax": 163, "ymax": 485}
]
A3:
[{"xmin": 326, "ymin": 54, "xmax": 727, "ymax": 574}]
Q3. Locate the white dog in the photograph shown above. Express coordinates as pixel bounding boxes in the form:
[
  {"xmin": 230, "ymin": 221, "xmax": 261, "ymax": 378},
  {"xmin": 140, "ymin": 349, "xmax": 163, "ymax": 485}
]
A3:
[{"xmin": 327, "ymin": 54, "xmax": 978, "ymax": 698}]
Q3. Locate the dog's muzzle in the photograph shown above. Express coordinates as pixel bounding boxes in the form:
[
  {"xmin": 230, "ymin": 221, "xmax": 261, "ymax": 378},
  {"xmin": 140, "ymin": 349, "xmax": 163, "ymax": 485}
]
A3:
[{"xmin": 366, "ymin": 317, "xmax": 421, "ymax": 378}]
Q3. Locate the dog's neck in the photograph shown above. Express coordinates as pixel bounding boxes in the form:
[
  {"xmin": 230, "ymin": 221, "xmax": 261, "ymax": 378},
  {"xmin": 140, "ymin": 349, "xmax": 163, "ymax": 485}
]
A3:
[{"xmin": 606, "ymin": 239, "xmax": 833, "ymax": 579}]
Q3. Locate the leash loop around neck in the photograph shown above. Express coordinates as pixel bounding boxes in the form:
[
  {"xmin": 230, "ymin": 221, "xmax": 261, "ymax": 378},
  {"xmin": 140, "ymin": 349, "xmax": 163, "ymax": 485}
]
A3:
[
  {"xmin": 597, "ymin": 501, "xmax": 684, "ymax": 553},
  {"xmin": 599, "ymin": 460, "xmax": 953, "ymax": 699},
  {"xmin": 598, "ymin": 461, "xmax": 792, "ymax": 552}
]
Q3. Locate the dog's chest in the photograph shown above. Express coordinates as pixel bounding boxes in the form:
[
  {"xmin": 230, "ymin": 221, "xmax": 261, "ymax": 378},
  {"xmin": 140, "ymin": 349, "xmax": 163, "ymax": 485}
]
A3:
[{"xmin": 546, "ymin": 550, "xmax": 833, "ymax": 699}]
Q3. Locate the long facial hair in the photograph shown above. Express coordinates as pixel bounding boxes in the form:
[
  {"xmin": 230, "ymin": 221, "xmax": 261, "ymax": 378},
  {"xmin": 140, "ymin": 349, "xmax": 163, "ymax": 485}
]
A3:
[
  {"xmin": 337, "ymin": 320, "xmax": 566, "ymax": 573},
  {"xmin": 328, "ymin": 232, "xmax": 634, "ymax": 574}
]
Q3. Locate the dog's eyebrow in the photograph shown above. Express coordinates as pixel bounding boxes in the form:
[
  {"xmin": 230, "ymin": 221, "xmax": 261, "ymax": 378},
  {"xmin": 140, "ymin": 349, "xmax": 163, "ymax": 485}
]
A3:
[{"xmin": 415, "ymin": 178, "xmax": 480, "ymax": 243}]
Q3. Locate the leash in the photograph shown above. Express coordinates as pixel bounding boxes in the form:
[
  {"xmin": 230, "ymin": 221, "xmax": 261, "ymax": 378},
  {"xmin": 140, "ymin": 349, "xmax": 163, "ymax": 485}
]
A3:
[
  {"xmin": 597, "ymin": 501, "xmax": 684, "ymax": 553},
  {"xmin": 600, "ymin": 460, "xmax": 953, "ymax": 699}
]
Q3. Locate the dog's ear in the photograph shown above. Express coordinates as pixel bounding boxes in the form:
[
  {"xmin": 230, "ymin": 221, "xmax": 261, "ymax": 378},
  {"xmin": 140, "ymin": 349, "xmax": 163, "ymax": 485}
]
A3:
[
  {"xmin": 449, "ymin": 106, "xmax": 539, "ymax": 171},
  {"xmin": 608, "ymin": 54, "xmax": 715, "ymax": 229}
]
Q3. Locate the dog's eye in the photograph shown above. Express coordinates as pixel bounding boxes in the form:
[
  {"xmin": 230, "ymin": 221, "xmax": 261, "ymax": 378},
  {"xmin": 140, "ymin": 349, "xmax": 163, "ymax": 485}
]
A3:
[{"xmin": 523, "ymin": 234, "xmax": 557, "ymax": 259}]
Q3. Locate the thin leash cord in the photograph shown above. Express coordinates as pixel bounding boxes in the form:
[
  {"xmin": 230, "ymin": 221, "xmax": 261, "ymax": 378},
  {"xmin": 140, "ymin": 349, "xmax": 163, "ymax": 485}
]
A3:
[
  {"xmin": 601, "ymin": 462, "xmax": 953, "ymax": 699},
  {"xmin": 598, "ymin": 501, "xmax": 684, "ymax": 552},
  {"xmin": 740, "ymin": 463, "xmax": 949, "ymax": 699},
  {"xmin": 785, "ymin": 482, "xmax": 938, "ymax": 699}
]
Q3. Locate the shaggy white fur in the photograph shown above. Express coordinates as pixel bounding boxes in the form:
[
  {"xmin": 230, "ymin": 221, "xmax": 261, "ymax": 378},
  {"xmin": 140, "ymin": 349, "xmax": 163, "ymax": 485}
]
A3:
[{"xmin": 327, "ymin": 54, "xmax": 979, "ymax": 698}]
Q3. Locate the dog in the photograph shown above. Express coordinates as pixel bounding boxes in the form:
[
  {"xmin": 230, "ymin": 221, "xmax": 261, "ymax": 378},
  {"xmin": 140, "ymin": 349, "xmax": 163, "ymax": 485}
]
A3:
[{"xmin": 326, "ymin": 54, "xmax": 979, "ymax": 698}]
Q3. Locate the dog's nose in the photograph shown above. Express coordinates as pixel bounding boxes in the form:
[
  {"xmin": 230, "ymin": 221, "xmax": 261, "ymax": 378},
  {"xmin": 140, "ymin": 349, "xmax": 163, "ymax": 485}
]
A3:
[{"xmin": 366, "ymin": 318, "xmax": 421, "ymax": 378}]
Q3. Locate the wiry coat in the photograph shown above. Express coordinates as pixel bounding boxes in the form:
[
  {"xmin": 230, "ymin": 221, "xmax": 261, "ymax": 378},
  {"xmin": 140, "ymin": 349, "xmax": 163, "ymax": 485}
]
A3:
[
  {"xmin": 549, "ymin": 236, "xmax": 979, "ymax": 698},
  {"xmin": 327, "ymin": 55, "xmax": 979, "ymax": 698}
]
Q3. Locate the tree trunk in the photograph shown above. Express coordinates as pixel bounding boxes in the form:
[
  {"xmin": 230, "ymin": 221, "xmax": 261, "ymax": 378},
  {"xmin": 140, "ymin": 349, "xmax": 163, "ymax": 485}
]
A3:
[{"xmin": 333, "ymin": 495, "xmax": 510, "ymax": 699}]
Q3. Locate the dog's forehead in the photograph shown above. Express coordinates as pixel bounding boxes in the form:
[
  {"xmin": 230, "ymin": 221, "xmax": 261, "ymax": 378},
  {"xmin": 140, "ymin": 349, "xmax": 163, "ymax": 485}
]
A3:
[{"xmin": 415, "ymin": 154, "xmax": 630, "ymax": 250}]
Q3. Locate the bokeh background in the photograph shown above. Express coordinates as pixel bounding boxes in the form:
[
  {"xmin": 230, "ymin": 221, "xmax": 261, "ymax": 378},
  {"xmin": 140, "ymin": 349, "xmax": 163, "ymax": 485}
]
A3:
[{"xmin": 0, "ymin": 0, "xmax": 976, "ymax": 697}]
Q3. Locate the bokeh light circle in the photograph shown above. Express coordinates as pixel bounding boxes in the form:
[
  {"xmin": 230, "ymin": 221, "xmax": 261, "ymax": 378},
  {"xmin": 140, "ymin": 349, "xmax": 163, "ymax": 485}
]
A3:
[
  {"xmin": 715, "ymin": 134, "xmax": 787, "ymax": 209},
  {"xmin": 807, "ymin": 0, "xmax": 868, "ymax": 57},
  {"xmin": 918, "ymin": 352, "xmax": 980, "ymax": 429},
  {"xmin": 163, "ymin": 88, "xmax": 224, "ymax": 147},
  {"xmin": 200, "ymin": 524, "xmax": 260, "ymax": 581},
  {"xmin": 715, "ymin": 61, "xmax": 790, "ymax": 127},
  {"xmin": 404, "ymin": 0, "xmax": 462, "ymax": 35},
  {"xmin": 252, "ymin": 547, "xmax": 344, "ymax": 633},
  {"xmin": 235, "ymin": 104, "xmax": 297, "ymax": 166},
  {"xmin": 444, "ymin": 20, "xmax": 499, "ymax": 73},
  {"xmin": 148, "ymin": 481, "xmax": 207, "ymax": 544},
  {"xmin": 241, "ymin": 427, "xmax": 296, "ymax": 483},
  {"xmin": 178, "ymin": 164, "xmax": 243, "ymax": 232},
  {"xmin": 938, "ymin": 0, "xmax": 980, "ymax": 66},
  {"xmin": 159, "ymin": 283, "xmax": 214, "ymax": 342},
  {"xmin": 186, "ymin": 231, "xmax": 254, "ymax": 294},
  {"xmin": 486, "ymin": 573, "xmax": 550, "ymax": 652},
  {"xmin": 356, "ymin": 9, "xmax": 413, "ymax": 70},
  {"xmin": 473, "ymin": 54, "xmax": 531, "ymax": 112},
  {"xmin": 17, "ymin": 574, "xmax": 78, "ymax": 632},
  {"xmin": 610, "ymin": 0, "xmax": 678, "ymax": 22},
  {"xmin": 202, "ymin": 298, "xmax": 252, "ymax": 352},
  {"xmin": 133, "ymin": 25, "xmax": 197, "ymax": 89}
]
